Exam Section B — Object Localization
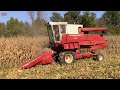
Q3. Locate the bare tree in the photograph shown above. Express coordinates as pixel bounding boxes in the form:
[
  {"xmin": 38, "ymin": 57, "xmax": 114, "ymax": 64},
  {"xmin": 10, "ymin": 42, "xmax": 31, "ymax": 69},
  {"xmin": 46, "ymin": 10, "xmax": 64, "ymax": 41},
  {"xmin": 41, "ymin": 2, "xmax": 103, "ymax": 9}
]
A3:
[
  {"xmin": 28, "ymin": 11, "xmax": 35, "ymax": 23},
  {"xmin": 27, "ymin": 11, "xmax": 36, "ymax": 36},
  {"xmin": 27, "ymin": 11, "xmax": 44, "ymax": 36},
  {"xmin": 37, "ymin": 11, "xmax": 42, "ymax": 19},
  {"xmin": 36, "ymin": 11, "xmax": 46, "ymax": 25}
]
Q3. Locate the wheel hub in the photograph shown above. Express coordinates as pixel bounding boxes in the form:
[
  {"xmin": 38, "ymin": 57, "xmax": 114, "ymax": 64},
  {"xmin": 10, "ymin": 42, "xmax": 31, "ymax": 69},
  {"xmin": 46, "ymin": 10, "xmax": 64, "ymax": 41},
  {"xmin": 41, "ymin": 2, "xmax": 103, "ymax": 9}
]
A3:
[
  {"xmin": 99, "ymin": 55, "xmax": 103, "ymax": 61},
  {"xmin": 65, "ymin": 54, "xmax": 73, "ymax": 63}
]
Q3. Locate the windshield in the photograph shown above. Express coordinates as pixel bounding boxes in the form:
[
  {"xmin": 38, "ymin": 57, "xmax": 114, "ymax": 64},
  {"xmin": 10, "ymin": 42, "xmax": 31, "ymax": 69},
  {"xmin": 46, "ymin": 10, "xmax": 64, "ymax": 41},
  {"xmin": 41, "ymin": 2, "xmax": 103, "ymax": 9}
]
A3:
[{"xmin": 47, "ymin": 25, "xmax": 55, "ymax": 45}]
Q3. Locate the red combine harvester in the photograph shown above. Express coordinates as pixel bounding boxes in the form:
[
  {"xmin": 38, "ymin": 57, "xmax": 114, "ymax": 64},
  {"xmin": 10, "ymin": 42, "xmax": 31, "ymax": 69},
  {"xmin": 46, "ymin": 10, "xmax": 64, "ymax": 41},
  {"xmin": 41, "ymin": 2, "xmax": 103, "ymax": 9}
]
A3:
[{"xmin": 20, "ymin": 22, "xmax": 107, "ymax": 69}]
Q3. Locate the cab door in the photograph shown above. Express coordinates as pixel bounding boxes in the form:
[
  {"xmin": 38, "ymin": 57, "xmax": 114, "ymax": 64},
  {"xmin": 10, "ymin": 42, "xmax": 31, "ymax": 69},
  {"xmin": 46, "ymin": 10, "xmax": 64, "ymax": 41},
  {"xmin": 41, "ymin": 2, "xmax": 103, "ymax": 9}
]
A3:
[
  {"xmin": 59, "ymin": 25, "xmax": 66, "ymax": 41},
  {"xmin": 53, "ymin": 25, "xmax": 60, "ymax": 41}
]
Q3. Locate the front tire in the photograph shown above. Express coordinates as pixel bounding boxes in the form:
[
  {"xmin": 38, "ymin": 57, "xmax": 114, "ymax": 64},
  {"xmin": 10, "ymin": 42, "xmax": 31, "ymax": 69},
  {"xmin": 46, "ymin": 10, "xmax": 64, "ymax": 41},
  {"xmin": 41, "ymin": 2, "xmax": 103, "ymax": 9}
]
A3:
[{"xmin": 58, "ymin": 51, "xmax": 76, "ymax": 65}]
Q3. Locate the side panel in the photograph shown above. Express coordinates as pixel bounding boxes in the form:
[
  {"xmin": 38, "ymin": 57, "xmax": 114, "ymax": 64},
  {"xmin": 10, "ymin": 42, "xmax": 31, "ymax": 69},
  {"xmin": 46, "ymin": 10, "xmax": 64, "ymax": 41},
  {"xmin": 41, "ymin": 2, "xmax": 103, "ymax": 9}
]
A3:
[
  {"xmin": 61, "ymin": 34, "xmax": 106, "ymax": 50},
  {"xmin": 63, "ymin": 42, "xmax": 79, "ymax": 50},
  {"xmin": 88, "ymin": 44, "xmax": 106, "ymax": 52},
  {"xmin": 64, "ymin": 44, "xmax": 69, "ymax": 49},
  {"xmin": 62, "ymin": 34, "xmax": 106, "ymax": 45},
  {"xmin": 74, "ymin": 43, "xmax": 79, "ymax": 48},
  {"xmin": 69, "ymin": 43, "xmax": 74, "ymax": 49}
]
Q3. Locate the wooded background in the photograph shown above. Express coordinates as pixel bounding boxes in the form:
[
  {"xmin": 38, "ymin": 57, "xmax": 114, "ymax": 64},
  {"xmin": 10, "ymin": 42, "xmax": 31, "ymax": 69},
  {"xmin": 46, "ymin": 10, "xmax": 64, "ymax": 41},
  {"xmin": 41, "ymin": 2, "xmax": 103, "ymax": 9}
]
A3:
[{"xmin": 0, "ymin": 11, "xmax": 120, "ymax": 37}]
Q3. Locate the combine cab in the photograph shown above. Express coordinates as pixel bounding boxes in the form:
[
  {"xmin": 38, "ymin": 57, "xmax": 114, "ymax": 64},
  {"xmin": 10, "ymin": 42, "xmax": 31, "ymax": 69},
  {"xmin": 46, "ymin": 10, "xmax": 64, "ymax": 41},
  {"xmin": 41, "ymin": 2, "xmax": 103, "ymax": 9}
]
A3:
[{"xmin": 20, "ymin": 22, "xmax": 107, "ymax": 69}]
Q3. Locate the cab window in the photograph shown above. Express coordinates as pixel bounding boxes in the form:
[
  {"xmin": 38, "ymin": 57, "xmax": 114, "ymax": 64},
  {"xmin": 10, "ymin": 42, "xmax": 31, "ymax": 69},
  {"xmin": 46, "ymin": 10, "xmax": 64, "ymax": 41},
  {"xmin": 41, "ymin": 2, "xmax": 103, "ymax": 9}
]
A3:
[
  {"xmin": 53, "ymin": 25, "xmax": 59, "ymax": 30},
  {"xmin": 53, "ymin": 25, "xmax": 59, "ymax": 41},
  {"xmin": 60, "ymin": 25, "xmax": 66, "ymax": 34}
]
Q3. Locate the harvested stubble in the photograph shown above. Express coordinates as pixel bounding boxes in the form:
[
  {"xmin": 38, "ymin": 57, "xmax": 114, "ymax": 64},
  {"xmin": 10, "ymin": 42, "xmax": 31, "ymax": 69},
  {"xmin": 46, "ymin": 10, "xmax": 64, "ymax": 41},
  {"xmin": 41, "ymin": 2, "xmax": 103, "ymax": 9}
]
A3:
[{"xmin": 0, "ymin": 35, "xmax": 120, "ymax": 79}]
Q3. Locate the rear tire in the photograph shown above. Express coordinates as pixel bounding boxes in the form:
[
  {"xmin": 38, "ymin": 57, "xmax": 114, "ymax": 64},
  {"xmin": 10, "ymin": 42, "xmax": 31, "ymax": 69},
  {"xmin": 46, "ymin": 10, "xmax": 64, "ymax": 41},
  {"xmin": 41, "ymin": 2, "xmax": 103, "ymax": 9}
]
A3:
[
  {"xmin": 58, "ymin": 51, "xmax": 76, "ymax": 65},
  {"xmin": 93, "ymin": 53, "xmax": 104, "ymax": 61}
]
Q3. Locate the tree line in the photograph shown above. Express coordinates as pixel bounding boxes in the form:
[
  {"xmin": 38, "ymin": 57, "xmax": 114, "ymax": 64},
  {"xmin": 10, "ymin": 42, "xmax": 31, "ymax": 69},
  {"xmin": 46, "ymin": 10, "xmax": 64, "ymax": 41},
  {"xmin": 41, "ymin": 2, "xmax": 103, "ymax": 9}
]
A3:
[
  {"xmin": 50, "ymin": 11, "xmax": 120, "ymax": 35},
  {"xmin": 0, "ymin": 11, "xmax": 120, "ymax": 37},
  {"xmin": 0, "ymin": 11, "xmax": 47, "ymax": 37}
]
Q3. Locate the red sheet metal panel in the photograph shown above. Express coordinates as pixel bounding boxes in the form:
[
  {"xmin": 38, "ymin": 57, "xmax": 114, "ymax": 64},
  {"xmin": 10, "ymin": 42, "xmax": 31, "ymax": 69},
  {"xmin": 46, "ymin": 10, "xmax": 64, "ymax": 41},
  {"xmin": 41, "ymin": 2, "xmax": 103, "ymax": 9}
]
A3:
[{"xmin": 20, "ymin": 50, "xmax": 56, "ymax": 69}]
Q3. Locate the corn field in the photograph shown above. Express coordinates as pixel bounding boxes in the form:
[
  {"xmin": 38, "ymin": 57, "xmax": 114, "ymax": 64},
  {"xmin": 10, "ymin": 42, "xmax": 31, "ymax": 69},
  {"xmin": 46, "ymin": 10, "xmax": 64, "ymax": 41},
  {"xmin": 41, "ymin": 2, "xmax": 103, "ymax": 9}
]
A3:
[{"xmin": 0, "ymin": 35, "xmax": 120, "ymax": 79}]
